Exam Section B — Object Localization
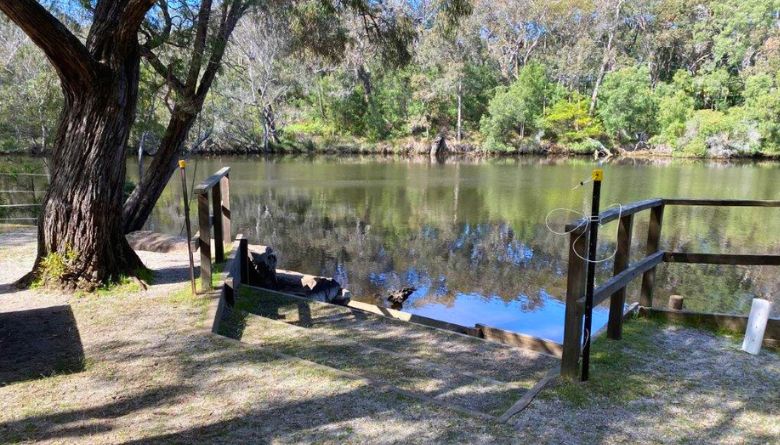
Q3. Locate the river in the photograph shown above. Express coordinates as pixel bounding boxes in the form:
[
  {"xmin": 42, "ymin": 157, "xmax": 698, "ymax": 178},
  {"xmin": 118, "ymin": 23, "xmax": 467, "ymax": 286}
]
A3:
[{"xmin": 3, "ymin": 155, "xmax": 779, "ymax": 342}]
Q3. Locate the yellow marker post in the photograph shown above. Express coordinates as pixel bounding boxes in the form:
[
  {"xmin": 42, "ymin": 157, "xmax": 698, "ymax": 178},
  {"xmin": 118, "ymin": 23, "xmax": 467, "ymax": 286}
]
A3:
[
  {"xmin": 581, "ymin": 168, "xmax": 603, "ymax": 381},
  {"xmin": 179, "ymin": 160, "xmax": 196, "ymax": 295}
]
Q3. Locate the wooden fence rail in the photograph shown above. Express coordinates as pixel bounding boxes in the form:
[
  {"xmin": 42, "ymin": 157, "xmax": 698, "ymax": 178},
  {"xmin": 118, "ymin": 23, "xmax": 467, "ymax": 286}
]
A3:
[
  {"xmin": 194, "ymin": 166, "xmax": 232, "ymax": 291},
  {"xmin": 561, "ymin": 198, "xmax": 780, "ymax": 380}
]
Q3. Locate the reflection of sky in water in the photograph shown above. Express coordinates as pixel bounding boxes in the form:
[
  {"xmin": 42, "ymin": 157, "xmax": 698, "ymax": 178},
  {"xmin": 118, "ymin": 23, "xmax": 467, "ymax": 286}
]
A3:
[
  {"xmin": 119, "ymin": 156, "xmax": 780, "ymax": 339},
  {"xmin": 405, "ymin": 288, "xmax": 609, "ymax": 344}
]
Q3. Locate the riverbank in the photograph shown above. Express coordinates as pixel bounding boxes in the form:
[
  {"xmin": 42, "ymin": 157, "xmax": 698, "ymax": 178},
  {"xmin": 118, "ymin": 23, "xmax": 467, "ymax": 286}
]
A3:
[
  {"xmin": 4, "ymin": 134, "xmax": 780, "ymax": 160},
  {"xmin": 186, "ymin": 134, "xmax": 780, "ymax": 160},
  {"xmin": 2, "ymin": 229, "xmax": 778, "ymax": 443}
]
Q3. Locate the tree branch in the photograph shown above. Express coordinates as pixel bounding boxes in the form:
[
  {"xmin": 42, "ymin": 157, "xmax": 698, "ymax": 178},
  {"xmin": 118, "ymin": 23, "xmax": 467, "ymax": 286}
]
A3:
[
  {"xmin": 195, "ymin": 0, "xmax": 245, "ymax": 100},
  {"xmin": 142, "ymin": 0, "xmax": 172, "ymax": 50},
  {"xmin": 0, "ymin": 0, "xmax": 96, "ymax": 91},
  {"xmin": 119, "ymin": 0, "xmax": 157, "ymax": 43},
  {"xmin": 185, "ymin": 0, "xmax": 214, "ymax": 93},
  {"xmin": 140, "ymin": 45, "xmax": 186, "ymax": 95}
]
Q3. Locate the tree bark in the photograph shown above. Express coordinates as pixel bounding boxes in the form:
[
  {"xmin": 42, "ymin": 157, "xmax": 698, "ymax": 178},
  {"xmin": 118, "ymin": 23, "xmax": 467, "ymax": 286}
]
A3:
[
  {"xmin": 123, "ymin": 107, "xmax": 197, "ymax": 233},
  {"xmin": 0, "ymin": 0, "xmax": 154, "ymax": 289},
  {"xmin": 456, "ymin": 79, "xmax": 462, "ymax": 143}
]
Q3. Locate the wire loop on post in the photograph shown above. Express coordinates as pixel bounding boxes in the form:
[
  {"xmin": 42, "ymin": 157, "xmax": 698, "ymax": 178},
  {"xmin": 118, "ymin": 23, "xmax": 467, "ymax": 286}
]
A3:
[{"xmin": 545, "ymin": 203, "xmax": 623, "ymax": 264}]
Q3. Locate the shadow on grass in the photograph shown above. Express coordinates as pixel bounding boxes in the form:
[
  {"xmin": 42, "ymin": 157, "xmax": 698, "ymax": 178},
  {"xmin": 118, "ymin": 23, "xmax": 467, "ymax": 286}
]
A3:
[
  {"xmin": 0, "ymin": 385, "xmax": 190, "ymax": 442},
  {"xmin": 150, "ymin": 265, "xmax": 198, "ymax": 286},
  {"xmin": 0, "ymin": 305, "xmax": 85, "ymax": 386},
  {"xmin": 522, "ymin": 317, "xmax": 780, "ymax": 444}
]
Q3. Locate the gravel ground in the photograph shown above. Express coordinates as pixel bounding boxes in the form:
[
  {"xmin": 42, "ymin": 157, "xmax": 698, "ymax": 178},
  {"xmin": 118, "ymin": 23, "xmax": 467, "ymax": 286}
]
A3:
[{"xmin": 1, "ymin": 229, "xmax": 778, "ymax": 444}]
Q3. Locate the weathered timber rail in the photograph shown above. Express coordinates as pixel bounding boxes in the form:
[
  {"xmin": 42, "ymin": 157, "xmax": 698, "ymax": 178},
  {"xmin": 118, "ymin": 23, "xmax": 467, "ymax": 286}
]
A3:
[
  {"xmin": 194, "ymin": 167, "xmax": 232, "ymax": 290},
  {"xmin": 562, "ymin": 198, "xmax": 780, "ymax": 379}
]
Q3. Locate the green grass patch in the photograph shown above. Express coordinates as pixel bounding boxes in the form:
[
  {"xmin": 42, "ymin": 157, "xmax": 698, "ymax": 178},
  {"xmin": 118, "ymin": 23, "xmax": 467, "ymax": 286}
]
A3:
[
  {"xmin": 549, "ymin": 318, "xmax": 664, "ymax": 407},
  {"xmin": 31, "ymin": 248, "xmax": 79, "ymax": 288}
]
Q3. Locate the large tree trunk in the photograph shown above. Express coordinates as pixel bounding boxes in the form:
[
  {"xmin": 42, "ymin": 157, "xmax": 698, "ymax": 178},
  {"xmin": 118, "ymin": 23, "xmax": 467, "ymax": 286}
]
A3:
[
  {"xmin": 35, "ymin": 83, "xmax": 144, "ymax": 288},
  {"xmin": 123, "ymin": 107, "xmax": 197, "ymax": 233},
  {"xmin": 0, "ymin": 0, "xmax": 154, "ymax": 290}
]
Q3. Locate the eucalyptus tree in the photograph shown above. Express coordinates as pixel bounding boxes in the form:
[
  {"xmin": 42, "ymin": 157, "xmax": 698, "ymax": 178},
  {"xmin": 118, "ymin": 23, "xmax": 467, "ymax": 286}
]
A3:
[
  {"xmin": 227, "ymin": 8, "xmax": 295, "ymax": 150},
  {"xmin": 0, "ymin": 0, "xmax": 428, "ymax": 289},
  {"xmin": 122, "ymin": 0, "xmax": 429, "ymax": 232},
  {"xmin": 0, "ymin": 0, "xmax": 164, "ymax": 288}
]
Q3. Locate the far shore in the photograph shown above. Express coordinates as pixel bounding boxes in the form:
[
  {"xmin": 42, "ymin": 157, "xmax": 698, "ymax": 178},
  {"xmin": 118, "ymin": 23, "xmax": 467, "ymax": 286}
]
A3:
[{"xmin": 3, "ymin": 135, "xmax": 780, "ymax": 161}]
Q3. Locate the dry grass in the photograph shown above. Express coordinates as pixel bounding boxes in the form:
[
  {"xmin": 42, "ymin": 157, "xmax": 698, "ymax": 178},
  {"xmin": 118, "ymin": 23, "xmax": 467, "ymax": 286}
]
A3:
[
  {"xmin": 514, "ymin": 317, "xmax": 780, "ymax": 444},
  {"xmin": 1, "ymin": 231, "xmax": 778, "ymax": 444}
]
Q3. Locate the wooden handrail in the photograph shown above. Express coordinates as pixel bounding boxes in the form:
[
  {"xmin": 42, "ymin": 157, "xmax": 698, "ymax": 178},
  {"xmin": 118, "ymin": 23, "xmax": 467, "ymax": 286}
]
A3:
[
  {"xmin": 663, "ymin": 198, "xmax": 780, "ymax": 207},
  {"xmin": 579, "ymin": 251, "xmax": 665, "ymax": 306},
  {"xmin": 664, "ymin": 252, "xmax": 780, "ymax": 265},
  {"xmin": 561, "ymin": 197, "xmax": 780, "ymax": 380},
  {"xmin": 565, "ymin": 198, "xmax": 664, "ymax": 233},
  {"xmin": 194, "ymin": 166, "xmax": 230, "ymax": 194},
  {"xmin": 196, "ymin": 167, "xmax": 232, "ymax": 290}
]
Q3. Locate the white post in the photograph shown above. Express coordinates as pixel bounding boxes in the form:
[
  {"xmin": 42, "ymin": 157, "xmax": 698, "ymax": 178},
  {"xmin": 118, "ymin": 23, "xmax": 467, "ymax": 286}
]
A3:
[{"xmin": 742, "ymin": 298, "xmax": 772, "ymax": 355}]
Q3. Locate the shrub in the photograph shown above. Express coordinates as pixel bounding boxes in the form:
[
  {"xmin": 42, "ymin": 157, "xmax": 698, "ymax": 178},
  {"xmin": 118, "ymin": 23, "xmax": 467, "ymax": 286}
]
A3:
[
  {"xmin": 480, "ymin": 62, "xmax": 549, "ymax": 149},
  {"xmin": 542, "ymin": 93, "xmax": 605, "ymax": 144},
  {"xmin": 597, "ymin": 67, "xmax": 658, "ymax": 143},
  {"xmin": 653, "ymin": 80, "xmax": 695, "ymax": 146},
  {"xmin": 676, "ymin": 109, "xmax": 760, "ymax": 157}
]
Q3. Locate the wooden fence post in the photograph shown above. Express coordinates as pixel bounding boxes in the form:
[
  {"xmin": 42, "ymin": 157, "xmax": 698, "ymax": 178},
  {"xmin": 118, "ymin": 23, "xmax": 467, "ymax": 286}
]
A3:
[
  {"xmin": 238, "ymin": 235, "xmax": 248, "ymax": 286},
  {"xmin": 220, "ymin": 173, "xmax": 231, "ymax": 246},
  {"xmin": 561, "ymin": 229, "xmax": 589, "ymax": 379},
  {"xmin": 640, "ymin": 205, "xmax": 664, "ymax": 307},
  {"xmin": 212, "ymin": 182, "xmax": 224, "ymax": 263},
  {"xmin": 607, "ymin": 214, "xmax": 634, "ymax": 339},
  {"xmin": 198, "ymin": 191, "xmax": 212, "ymax": 291}
]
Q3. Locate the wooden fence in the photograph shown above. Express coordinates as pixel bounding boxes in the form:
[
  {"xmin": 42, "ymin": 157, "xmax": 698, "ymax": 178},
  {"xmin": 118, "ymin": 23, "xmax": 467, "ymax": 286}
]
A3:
[
  {"xmin": 561, "ymin": 198, "xmax": 780, "ymax": 379},
  {"xmin": 194, "ymin": 167, "xmax": 232, "ymax": 290},
  {"xmin": 0, "ymin": 172, "xmax": 48, "ymax": 223}
]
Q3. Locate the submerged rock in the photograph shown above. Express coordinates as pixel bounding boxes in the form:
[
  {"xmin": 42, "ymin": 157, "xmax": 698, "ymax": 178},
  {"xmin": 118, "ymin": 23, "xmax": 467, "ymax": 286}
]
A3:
[{"xmin": 387, "ymin": 287, "xmax": 416, "ymax": 310}]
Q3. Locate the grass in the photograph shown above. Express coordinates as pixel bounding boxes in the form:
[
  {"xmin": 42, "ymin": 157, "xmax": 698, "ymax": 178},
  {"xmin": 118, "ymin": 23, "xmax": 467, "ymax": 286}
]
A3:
[
  {"xmin": 548, "ymin": 318, "xmax": 663, "ymax": 407},
  {"xmin": 518, "ymin": 316, "xmax": 780, "ymax": 443},
  {"xmin": 2, "ymin": 232, "xmax": 778, "ymax": 443}
]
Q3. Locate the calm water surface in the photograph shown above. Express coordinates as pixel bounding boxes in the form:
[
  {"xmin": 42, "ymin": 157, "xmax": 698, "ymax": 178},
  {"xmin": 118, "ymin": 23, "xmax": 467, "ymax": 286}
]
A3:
[{"xmin": 131, "ymin": 155, "xmax": 780, "ymax": 342}]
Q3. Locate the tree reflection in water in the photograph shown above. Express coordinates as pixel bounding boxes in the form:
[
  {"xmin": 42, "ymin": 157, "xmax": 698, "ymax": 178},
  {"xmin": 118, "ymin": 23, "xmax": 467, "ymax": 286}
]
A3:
[{"xmin": 127, "ymin": 156, "xmax": 779, "ymax": 341}]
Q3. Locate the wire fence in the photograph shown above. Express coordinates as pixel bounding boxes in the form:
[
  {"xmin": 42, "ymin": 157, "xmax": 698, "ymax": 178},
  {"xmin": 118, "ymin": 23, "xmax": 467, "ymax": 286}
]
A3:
[{"xmin": 0, "ymin": 173, "xmax": 48, "ymax": 225}]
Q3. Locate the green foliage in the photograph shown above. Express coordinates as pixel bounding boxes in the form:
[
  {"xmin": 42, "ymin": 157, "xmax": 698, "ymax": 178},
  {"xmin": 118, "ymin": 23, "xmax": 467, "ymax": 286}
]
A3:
[
  {"xmin": 0, "ymin": 43, "xmax": 61, "ymax": 152},
  {"xmin": 740, "ymin": 73, "xmax": 780, "ymax": 154},
  {"xmin": 289, "ymin": 1, "xmax": 349, "ymax": 64},
  {"xmin": 653, "ymin": 74, "xmax": 696, "ymax": 146},
  {"xmin": 447, "ymin": 63, "xmax": 499, "ymax": 134},
  {"xmin": 284, "ymin": 120, "xmax": 338, "ymax": 138},
  {"xmin": 480, "ymin": 63, "xmax": 550, "ymax": 151},
  {"xmin": 681, "ymin": 109, "xmax": 728, "ymax": 156},
  {"xmin": 542, "ymin": 93, "xmax": 604, "ymax": 144},
  {"xmin": 692, "ymin": 68, "xmax": 741, "ymax": 111},
  {"xmin": 33, "ymin": 248, "xmax": 79, "ymax": 288},
  {"xmin": 597, "ymin": 67, "xmax": 658, "ymax": 142},
  {"xmin": 4, "ymin": 0, "xmax": 780, "ymax": 157}
]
